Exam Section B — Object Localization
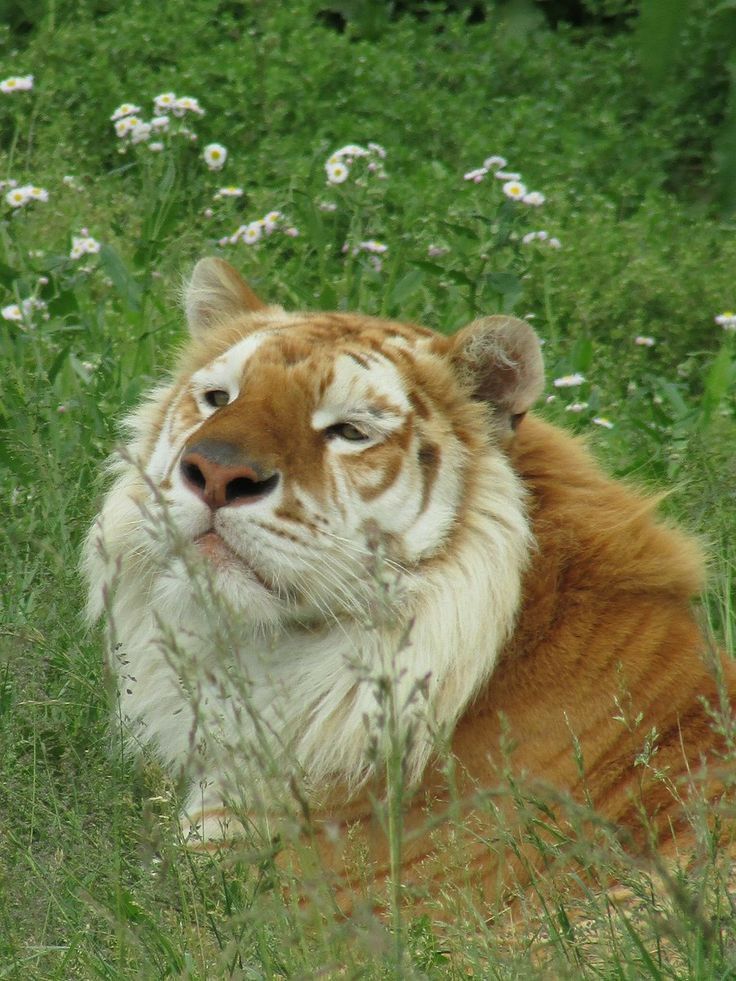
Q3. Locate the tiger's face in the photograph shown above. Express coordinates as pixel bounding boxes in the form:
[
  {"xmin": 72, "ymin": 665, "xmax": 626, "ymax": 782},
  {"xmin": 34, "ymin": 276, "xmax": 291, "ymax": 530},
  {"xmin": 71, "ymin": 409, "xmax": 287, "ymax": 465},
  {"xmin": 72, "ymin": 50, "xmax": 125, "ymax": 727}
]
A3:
[{"xmin": 142, "ymin": 308, "xmax": 476, "ymax": 628}]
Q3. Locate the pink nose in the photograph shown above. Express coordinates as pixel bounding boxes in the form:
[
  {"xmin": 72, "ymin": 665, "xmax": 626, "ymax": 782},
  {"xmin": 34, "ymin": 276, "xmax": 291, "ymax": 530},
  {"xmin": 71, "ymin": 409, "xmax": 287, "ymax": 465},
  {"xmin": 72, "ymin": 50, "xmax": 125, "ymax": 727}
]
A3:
[{"xmin": 180, "ymin": 443, "xmax": 279, "ymax": 509}]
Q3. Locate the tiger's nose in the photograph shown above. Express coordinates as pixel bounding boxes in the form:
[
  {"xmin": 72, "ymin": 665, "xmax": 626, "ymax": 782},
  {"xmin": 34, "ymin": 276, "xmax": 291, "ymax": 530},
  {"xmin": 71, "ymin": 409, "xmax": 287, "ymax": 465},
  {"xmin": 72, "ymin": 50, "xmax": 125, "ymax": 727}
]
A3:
[{"xmin": 180, "ymin": 442, "xmax": 280, "ymax": 508}]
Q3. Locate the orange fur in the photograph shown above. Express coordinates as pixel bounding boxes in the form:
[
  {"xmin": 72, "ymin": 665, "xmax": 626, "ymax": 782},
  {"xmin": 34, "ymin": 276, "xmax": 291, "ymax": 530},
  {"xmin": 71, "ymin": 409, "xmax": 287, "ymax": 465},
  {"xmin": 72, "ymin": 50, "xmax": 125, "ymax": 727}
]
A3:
[{"xmin": 295, "ymin": 415, "xmax": 736, "ymax": 912}]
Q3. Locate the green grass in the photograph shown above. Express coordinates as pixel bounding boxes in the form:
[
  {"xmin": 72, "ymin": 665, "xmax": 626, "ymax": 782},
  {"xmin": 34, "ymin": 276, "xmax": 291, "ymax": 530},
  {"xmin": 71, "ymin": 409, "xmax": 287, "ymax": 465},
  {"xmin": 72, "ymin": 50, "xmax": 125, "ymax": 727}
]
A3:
[{"xmin": 1, "ymin": 1, "xmax": 735, "ymax": 976}]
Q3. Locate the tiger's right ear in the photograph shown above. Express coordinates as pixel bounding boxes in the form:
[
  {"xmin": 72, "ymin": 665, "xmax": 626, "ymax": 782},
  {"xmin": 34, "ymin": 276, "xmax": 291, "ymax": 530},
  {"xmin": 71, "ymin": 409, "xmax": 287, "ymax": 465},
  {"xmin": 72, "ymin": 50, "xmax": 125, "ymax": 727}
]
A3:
[{"xmin": 184, "ymin": 257, "xmax": 269, "ymax": 336}]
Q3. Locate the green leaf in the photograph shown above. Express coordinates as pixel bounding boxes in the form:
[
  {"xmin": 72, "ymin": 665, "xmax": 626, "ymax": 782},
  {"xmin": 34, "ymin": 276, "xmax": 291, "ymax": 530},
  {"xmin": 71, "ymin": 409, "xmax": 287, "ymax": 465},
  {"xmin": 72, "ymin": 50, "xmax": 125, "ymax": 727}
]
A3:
[
  {"xmin": 99, "ymin": 244, "xmax": 142, "ymax": 313},
  {"xmin": 390, "ymin": 269, "xmax": 424, "ymax": 306}
]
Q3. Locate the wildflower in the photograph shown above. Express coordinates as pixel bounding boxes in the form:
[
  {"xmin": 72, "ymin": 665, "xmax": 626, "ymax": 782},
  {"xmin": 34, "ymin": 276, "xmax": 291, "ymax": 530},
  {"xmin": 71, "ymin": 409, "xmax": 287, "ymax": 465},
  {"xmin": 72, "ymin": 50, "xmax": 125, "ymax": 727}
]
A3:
[
  {"xmin": 634, "ymin": 336, "xmax": 655, "ymax": 347},
  {"xmin": 262, "ymin": 210, "xmax": 283, "ymax": 232},
  {"xmin": 62, "ymin": 175, "xmax": 79, "ymax": 188},
  {"xmin": 130, "ymin": 121, "xmax": 152, "ymax": 144},
  {"xmin": 326, "ymin": 160, "xmax": 350, "ymax": 184},
  {"xmin": 548, "ymin": 237, "xmax": 562, "ymax": 249},
  {"xmin": 57, "ymin": 404, "xmax": 68, "ymax": 414},
  {"xmin": 565, "ymin": 402, "xmax": 589, "ymax": 413},
  {"xmin": 110, "ymin": 103, "xmax": 140, "ymax": 121},
  {"xmin": 1, "ymin": 75, "xmax": 34, "ymax": 94},
  {"xmin": 592, "ymin": 416, "xmax": 614, "ymax": 429},
  {"xmin": 26, "ymin": 186, "xmax": 49, "ymax": 202},
  {"xmin": 149, "ymin": 142, "xmax": 164, "ymax": 153},
  {"xmin": 502, "ymin": 180, "xmax": 527, "ymax": 201},
  {"xmin": 284, "ymin": 226, "xmax": 300, "ymax": 238},
  {"xmin": 153, "ymin": 92, "xmax": 177, "ymax": 113},
  {"xmin": 359, "ymin": 239, "xmax": 388, "ymax": 254},
  {"xmin": 0, "ymin": 179, "xmax": 18, "ymax": 191},
  {"xmin": 523, "ymin": 191, "xmax": 545, "ymax": 206},
  {"xmin": 553, "ymin": 373, "xmax": 585, "ymax": 388},
  {"xmin": 215, "ymin": 186, "xmax": 244, "ymax": 199},
  {"xmin": 495, "ymin": 170, "xmax": 522, "ymax": 181},
  {"xmin": 5, "ymin": 186, "xmax": 30, "ymax": 208},
  {"xmin": 464, "ymin": 167, "xmax": 487, "ymax": 183},
  {"xmin": 522, "ymin": 232, "xmax": 538, "ymax": 245},
  {"xmin": 428, "ymin": 245, "xmax": 449, "ymax": 258},
  {"xmin": 203, "ymin": 143, "xmax": 227, "ymax": 170},
  {"xmin": 545, "ymin": 395, "xmax": 556, "ymax": 404},
  {"xmin": 483, "ymin": 155, "xmax": 507, "ymax": 170},
  {"xmin": 367, "ymin": 141, "xmax": 387, "ymax": 158},
  {"xmin": 715, "ymin": 311, "xmax": 736, "ymax": 331},
  {"xmin": 173, "ymin": 96, "xmax": 204, "ymax": 117},
  {"xmin": 114, "ymin": 116, "xmax": 139, "ymax": 138},
  {"xmin": 2, "ymin": 297, "xmax": 46, "ymax": 321},
  {"xmin": 151, "ymin": 115, "xmax": 170, "ymax": 130},
  {"xmin": 368, "ymin": 256, "xmax": 383, "ymax": 273},
  {"xmin": 70, "ymin": 234, "xmax": 101, "ymax": 259},
  {"xmin": 242, "ymin": 222, "xmax": 263, "ymax": 245},
  {"xmin": 318, "ymin": 201, "xmax": 337, "ymax": 212},
  {"xmin": 332, "ymin": 143, "xmax": 369, "ymax": 160},
  {"xmin": 1, "ymin": 303, "xmax": 22, "ymax": 321}
]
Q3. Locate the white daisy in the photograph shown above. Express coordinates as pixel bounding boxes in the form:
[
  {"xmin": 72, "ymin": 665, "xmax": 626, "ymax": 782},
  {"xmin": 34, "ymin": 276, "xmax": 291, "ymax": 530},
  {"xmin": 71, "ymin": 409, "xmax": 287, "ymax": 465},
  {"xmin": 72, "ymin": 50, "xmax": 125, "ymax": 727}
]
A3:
[
  {"xmin": 173, "ymin": 96, "xmax": 204, "ymax": 117},
  {"xmin": 359, "ymin": 239, "xmax": 388, "ymax": 254},
  {"xmin": 548, "ymin": 237, "xmax": 562, "ymax": 249},
  {"xmin": 523, "ymin": 191, "xmax": 545, "ymax": 206},
  {"xmin": 114, "ymin": 116, "xmax": 139, "ymax": 138},
  {"xmin": 565, "ymin": 402, "xmax": 589, "ymax": 413},
  {"xmin": 326, "ymin": 160, "xmax": 350, "ymax": 184},
  {"xmin": 262, "ymin": 210, "xmax": 283, "ymax": 231},
  {"xmin": 203, "ymin": 143, "xmax": 227, "ymax": 170},
  {"xmin": 26, "ymin": 185, "xmax": 49, "ymax": 202},
  {"xmin": 284, "ymin": 226, "xmax": 300, "ymax": 237},
  {"xmin": 592, "ymin": 416, "xmax": 614, "ymax": 429},
  {"xmin": 495, "ymin": 170, "xmax": 522, "ymax": 181},
  {"xmin": 149, "ymin": 142, "xmax": 164, "ymax": 153},
  {"xmin": 483, "ymin": 155, "xmax": 507, "ymax": 170},
  {"xmin": 153, "ymin": 92, "xmax": 177, "ymax": 113},
  {"xmin": 553, "ymin": 373, "xmax": 586, "ymax": 388},
  {"xmin": 242, "ymin": 221, "xmax": 262, "ymax": 245},
  {"xmin": 130, "ymin": 122, "xmax": 152, "ymax": 144},
  {"xmin": 464, "ymin": 167, "xmax": 487, "ymax": 183},
  {"xmin": 332, "ymin": 143, "xmax": 369, "ymax": 159},
  {"xmin": 634, "ymin": 336, "xmax": 655, "ymax": 346},
  {"xmin": 151, "ymin": 115, "xmax": 170, "ymax": 130},
  {"xmin": 215, "ymin": 186, "xmax": 244, "ymax": 198},
  {"xmin": 5, "ymin": 187, "xmax": 30, "ymax": 208},
  {"xmin": 502, "ymin": 180, "xmax": 527, "ymax": 200},
  {"xmin": 367, "ymin": 141, "xmax": 387, "ymax": 158},
  {"xmin": 1, "ymin": 303, "xmax": 22, "ymax": 321},
  {"xmin": 110, "ymin": 103, "xmax": 140, "ymax": 121},
  {"xmin": 715, "ymin": 311, "xmax": 736, "ymax": 330},
  {"xmin": 1, "ymin": 75, "xmax": 34, "ymax": 94}
]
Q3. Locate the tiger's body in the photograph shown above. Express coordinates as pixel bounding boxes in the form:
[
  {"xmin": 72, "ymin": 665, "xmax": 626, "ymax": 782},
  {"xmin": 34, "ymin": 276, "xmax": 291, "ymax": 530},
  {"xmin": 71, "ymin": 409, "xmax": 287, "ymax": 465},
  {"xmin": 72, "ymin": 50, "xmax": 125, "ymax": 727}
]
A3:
[{"xmin": 84, "ymin": 258, "xmax": 735, "ymax": 910}]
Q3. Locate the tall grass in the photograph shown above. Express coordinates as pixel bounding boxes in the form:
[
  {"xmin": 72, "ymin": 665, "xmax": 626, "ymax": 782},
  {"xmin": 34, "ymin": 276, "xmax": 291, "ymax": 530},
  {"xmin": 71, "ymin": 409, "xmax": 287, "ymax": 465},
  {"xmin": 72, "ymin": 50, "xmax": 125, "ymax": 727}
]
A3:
[{"xmin": 1, "ymin": 1, "xmax": 735, "ymax": 975}]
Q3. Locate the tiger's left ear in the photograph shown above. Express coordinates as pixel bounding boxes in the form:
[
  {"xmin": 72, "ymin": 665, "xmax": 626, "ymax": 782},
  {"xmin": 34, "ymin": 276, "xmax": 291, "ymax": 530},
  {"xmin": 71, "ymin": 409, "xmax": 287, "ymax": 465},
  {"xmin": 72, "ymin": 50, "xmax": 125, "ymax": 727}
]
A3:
[
  {"xmin": 184, "ymin": 257, "xmax": 270, "ymax": 336},
  {"xmin": 450, "ymin": 316, "xmax": 544, "ymax": 431}
]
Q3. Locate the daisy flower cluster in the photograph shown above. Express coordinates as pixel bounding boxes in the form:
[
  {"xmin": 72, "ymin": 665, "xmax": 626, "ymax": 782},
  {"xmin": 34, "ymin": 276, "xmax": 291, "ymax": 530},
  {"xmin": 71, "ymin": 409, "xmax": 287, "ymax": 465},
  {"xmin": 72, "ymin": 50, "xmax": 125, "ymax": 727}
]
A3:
[
  {"xmin": 463, "ymin": 154, "xmax": 546, "ymax": 206},
  {"xmin": 341, "ymin": 238, "xmax": 389, "ymax": 272},
  {"xmin": 218, "ymin": 210, "xmax": 298, "ymax": 247},
  {"xmin": 111, "ymin": 93, "xmax": 205, "ymax": 153},
  {"xmin": 1, "ymin": 75, "xmax": 34, "ymax": 94},
  {"xmin": 522, "ymin": 229, "xmax": 562, "ymax": 250},
  {"xmin": 4, "ymin": 181, "xmax": 49, "ymax": 209},
  {"xmin": 2, "ymin": 296, "xmax": 47, "ymax": 323},
  {"xmin": 715, "ymin": 311, "xmax": 736, "ymax": 331},
  {"xmin": 70, "ymin": 229, "xmax": 101, "ymax": 260},
  {"xmin": 324, "ymin": 142, "xmax": 387, "ymax": 186},
  {"xmin": 549, "ymin": 372, "xmax": 615, "ymax": 429}
]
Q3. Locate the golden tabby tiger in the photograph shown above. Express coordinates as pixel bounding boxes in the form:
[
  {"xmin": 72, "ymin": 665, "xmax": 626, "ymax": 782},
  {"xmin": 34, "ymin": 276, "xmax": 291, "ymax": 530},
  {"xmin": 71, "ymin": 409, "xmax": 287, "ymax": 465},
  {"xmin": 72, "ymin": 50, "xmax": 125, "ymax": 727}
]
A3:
[{"xmin": 84, "ymin": 258, "xmax": 735, "ymax": 911}]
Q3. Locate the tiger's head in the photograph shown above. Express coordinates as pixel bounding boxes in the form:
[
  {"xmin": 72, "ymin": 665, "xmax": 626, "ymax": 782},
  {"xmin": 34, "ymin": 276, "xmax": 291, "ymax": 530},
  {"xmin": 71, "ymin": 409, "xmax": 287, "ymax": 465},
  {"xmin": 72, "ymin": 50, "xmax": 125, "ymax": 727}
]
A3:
[{"xmin": 84, "ymin": 258, "xmax": 544, "ymax": 810}]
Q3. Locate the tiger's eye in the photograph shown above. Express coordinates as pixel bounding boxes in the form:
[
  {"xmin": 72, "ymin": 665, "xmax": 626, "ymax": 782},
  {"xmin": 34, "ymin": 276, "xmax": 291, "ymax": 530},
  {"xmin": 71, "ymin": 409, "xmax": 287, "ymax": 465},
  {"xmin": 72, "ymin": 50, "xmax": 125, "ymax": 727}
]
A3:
[
  {"xmin": 325, "ymin": 422, "xmax": 369, "ymax": 442},
  {"xmin": 204, "ymin": 389, "xmax": 230, "ymax": 408}
]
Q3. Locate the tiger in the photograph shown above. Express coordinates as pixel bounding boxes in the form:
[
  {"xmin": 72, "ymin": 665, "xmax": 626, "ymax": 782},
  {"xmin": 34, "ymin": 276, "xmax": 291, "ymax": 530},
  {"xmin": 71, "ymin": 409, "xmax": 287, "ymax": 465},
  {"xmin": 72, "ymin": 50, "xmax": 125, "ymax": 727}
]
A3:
[{"xmin": 84, "ymin": 257, "xmax": 735, "ymax": 912}]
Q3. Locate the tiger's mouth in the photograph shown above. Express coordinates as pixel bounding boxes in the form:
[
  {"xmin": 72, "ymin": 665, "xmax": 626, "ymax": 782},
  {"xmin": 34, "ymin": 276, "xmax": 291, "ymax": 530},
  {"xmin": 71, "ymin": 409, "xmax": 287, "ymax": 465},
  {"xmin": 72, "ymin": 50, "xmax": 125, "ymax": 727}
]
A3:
[{"xmin": 194, "ymin": 530, "xmax": 274, "ymax": 592}]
